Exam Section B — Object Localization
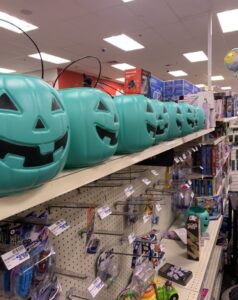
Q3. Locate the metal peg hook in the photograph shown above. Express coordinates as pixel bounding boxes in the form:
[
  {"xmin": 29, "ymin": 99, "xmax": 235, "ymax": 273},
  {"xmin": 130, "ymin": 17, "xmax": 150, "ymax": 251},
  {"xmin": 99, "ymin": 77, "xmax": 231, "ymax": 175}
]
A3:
[
  {"xmin": 55, "ymin": 268, "xmax": 87, "ymax": 280},
  {"xmin": 113, "ymin": 199, "xmax": 165, "ymax": 209},
  {"xmin": 47, "ymin": 202, "xmax": 97, "ymax": 214},
  {"xmin": 79, "ymin": 228, "xmax": 123, "ymax": 238},
  {"xmin": 2, "ymin": 216, "xmax": 53, "ymax": 226},
  {"xmin": 66, "ymin": 288, "xmax": 97, "ymax": 300}
]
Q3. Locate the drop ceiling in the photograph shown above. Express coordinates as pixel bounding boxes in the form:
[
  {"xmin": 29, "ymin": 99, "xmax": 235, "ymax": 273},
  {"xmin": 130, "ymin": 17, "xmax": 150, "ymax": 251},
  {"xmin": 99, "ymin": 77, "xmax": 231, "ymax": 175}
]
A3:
[{"xmin": 1, "ymin": 0, "xmax": 238, "ymax": 91}]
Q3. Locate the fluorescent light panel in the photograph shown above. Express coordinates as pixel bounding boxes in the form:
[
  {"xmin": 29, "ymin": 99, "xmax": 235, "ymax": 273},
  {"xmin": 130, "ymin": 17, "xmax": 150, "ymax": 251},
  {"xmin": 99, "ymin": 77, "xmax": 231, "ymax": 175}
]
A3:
[
  {"xmin": 183, "ymin": 51, "xmax": 208, "ymax": 62},
  {"xmin": 103, "ymin": 34, "xmax": 144, "ymax": 51},
  {"xmin": 122, "ymin": 0, "xmax": 135, "ymax": 2},
  {"xmin": 0, "ymin": 11, "xmax": 38, "ymax": 33},
  {"xmin": 217, "ymin": 9, "xmax": 238, "ymax": 33},
  {"xmin": 168, "ymin": 70, "xmax": 188, "ymax": 77},
  {"xmin": 112, "ymin": 63, "xmax": 135, "ymax": 71},
  {"xmin": 0, "ymin": 67, "xmax": 16, "ymax": 73},
  {"xmin": 116, "ymin": 77, "xmax": 125, "ymax": 82},
  {"xmin": 196, "ymin": 84, "xmax": 205, "ymax": 88},
  {"xmin": 28, "ymin": 52, "xmax": 70, "ymax": 64},
  {"xmin": 211, "ymin": 75, "xmax": 224, "ymax": 81},
  {"xmin": 221, "ymin": 86, "xmax": 231, "ymax": 90}
]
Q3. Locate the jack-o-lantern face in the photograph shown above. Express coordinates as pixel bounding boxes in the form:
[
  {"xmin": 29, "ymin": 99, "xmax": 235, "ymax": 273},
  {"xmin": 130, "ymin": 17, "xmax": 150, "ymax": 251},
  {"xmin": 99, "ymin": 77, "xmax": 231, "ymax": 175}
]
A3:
[
  {"xmin": 164, "ymin": 102, "xmax": 183, "ymax": 140},
  {"xmin": 0, "ymin": 74, "xmax": 69, "ymax": 195},
  {"xmin": 194, "ymin": 106, "xmax": 205, "ymax": 131},
  {"xmin": 114, "ymin": 95, "xmax": 157, "ymax": 153},
  {"xmin": 179, "ymin": 103, "xmax": 196, "ymax": 136},
  {"xmin": 59, "ymin": 88, "xmax": 119, "ymax": 167},
  {"xmin": 151, "ymin": 100, "xmax": 169, "ymax": 143}
]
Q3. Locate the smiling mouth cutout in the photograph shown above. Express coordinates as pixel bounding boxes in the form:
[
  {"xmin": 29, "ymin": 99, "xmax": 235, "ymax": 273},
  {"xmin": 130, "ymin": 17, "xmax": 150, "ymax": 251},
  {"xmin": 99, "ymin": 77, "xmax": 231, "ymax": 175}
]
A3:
[
  {"xmin": 0, "ymin": 132, "xmax": 68, "ymax": 167},
  {"xmin": 96, "ymin": 126, "xmax": 118, "ymax": 146},
  {"xmin": 156, "ymin": 123, "xmax": 168, "ymax": 135},
  {"xmin": 187, "ymin": 119, "xmax": 195, "ymax": 127},
  {"xmin": 147, "ymin": 123, "xmax": 156, "ymax": 137},
  {"xmin": 176, "ymin": 120, "xmax": 182, "ymax": 129}
]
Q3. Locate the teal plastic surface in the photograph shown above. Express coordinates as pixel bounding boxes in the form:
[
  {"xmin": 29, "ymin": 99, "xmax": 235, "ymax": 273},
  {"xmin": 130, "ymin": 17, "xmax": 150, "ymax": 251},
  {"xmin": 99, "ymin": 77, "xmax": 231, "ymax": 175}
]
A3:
[
  {"xmin": 0, "ymin": 74, "xmax": 69, "ymax": 195},
  {"xmin": 185, "ymin": 206, "xmax": 210, "ymax": 233},
  {"xmin": 59, "ymin": 88, "xmax": 119, "ymax": 168},
  {"xmin": 179, "ymin": 103, "xmax": 195, "ymax": 136},
  {"xmin": 114, "ymin": 95, "xmax": 157, "ymax": 153},
  {"xmin": 164, "ymin": 102, "xmax": 183, "ymax": 140},
  {"xmin": 151, "ymin": 100, "xmax": 169, "ymax": 143},
  {"xmin": 194, "ymin": 106, "xmax": 205, "ymax": 131}
]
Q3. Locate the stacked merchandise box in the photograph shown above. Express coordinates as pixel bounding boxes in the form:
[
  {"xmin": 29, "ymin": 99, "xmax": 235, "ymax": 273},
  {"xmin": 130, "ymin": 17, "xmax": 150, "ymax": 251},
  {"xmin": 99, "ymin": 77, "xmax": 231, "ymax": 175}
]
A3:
[
  {"xmin": 163, "ymin": 80, "xmax": 201, "ymax": 101},
  {"xmin": 184, "ymin": 91, "xmax": 215, "ymax": 128},
  {"xmin": 195, "ymin": 194, "xmax": 222, "ymax": 220},
  {"xmin": 124, "ymin": 68, "xmax": 151, "ymax": 97},
  {"xmin": 233, "ymin": 94, "xmax": 238, "ymax": 117},
  {"xmin": 163, "ymin": 80, "xmax": 174, "ymax": 100},
  {"xmin": 149, "ymin": 76, "xmax": 164, "ymax": 100}
]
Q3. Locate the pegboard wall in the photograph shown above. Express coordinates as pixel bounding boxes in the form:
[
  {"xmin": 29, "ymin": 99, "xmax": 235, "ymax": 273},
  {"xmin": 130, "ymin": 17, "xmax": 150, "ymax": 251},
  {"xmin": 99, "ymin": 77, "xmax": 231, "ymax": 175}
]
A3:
[{"xmin": 46, "ymin": 165, "xmax": 175, "ymax": 300}]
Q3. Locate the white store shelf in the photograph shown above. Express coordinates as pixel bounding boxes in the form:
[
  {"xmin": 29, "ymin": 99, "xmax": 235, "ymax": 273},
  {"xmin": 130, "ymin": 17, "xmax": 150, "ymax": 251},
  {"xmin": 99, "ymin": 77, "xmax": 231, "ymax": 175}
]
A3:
[
  {"xmin": 212, "ymin": 272, "xmax": 223, "ymax": 300},
  {"xmin": 161, "ymin": 216, "xmax": 223, "ymax": 296},
  {"xmin": 216, "ymin": 116, "xmax": 238, "ymax": 123},
  {"xmin": 202, "ymin": 245, "xmax": 223, "ymax": 300},
  {"xmin": 0, "ymin": 128, "xmax": 214, "ymax": 222},
  {"xmin": 203, "ymin": 135, "xmax": 226, "ymax": 146}
]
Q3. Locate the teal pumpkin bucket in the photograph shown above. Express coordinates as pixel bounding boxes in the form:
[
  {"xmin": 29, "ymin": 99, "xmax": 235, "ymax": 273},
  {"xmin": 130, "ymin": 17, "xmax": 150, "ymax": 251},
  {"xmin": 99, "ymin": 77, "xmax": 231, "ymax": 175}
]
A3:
[
  {"xmin": 164, "ymin": 101, "xmax": 183, "ymax": 140},
  {"xmin": 59, "ymin": 88, "xmax": 119, "ymax": 168},
  {"xmin": 151, "ymin": 100, "xmax": 169, "ymax": 143},
  {"xmin": 179, "ymin": 103, "xmax": 196, "ymax": 136},
  {"xmin": 0, "ymin": 74, "xmax": 70, "ymax": 195},
  {"xmin": 194, "ymin": 106, "xmax": 205, "ymax": 131},
  {"xmin": 185, "ymin": 206, "xmax": 210, "ymax": 233},
  {"xmin": 114, "ymin": 95, "xmax": 157, "ymax": 153}
]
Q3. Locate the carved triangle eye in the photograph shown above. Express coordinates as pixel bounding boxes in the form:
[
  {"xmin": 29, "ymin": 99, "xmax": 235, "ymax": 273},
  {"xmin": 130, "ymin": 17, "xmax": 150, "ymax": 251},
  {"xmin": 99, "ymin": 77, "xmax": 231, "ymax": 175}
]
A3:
[
  {"xmin": 97, "ymin": 101, "xmax": 108, "ymax": 111},
  {"xmin": 52, "ymin": 97, "xmax": 62, "ymax": 111},
  {"xmin": 146, "ymin": 103, "xmax": 153, "ymax": 113},
  {"xmin": 0, "ymin": 93, "xmax": 18, "ymax": 111}
]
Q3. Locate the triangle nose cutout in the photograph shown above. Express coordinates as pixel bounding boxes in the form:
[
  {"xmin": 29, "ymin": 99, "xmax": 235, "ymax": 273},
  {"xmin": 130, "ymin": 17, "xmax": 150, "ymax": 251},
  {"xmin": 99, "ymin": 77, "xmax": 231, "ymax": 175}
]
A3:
[{"xmin": 35, "ymin": 118, "xmax": 46, "ymax": 129}]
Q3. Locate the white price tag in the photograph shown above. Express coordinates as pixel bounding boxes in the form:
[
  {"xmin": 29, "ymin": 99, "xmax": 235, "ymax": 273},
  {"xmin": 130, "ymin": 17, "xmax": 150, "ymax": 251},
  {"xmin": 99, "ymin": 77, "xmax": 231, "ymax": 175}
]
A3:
[
  {"xmin": 88, "ymin": 277, "xmax": 105, "ymax": 298},
  {"xmin": 143, "ymin": 214, "xmax": 150, "ymax": 224},
  {"xmin": 142, "ymin": 178, "xmax": 151, "ymax": 185},
  {"xmin": 124, "ymin": 185, "xmax": 135, "ymax": 198},
  {"xmin": 191, "ymin": 192, "xmax": 195, "ymax": 198},
  {"xmin": 200, "ymin": 166, "xmax": 204, "ymax": 170},
  {"xmin": 192, "ymin": 148, "xmax": 196, "ymax": 152},
  {"xmin": 1, "ymin": 245, "xmax": 30, "ymax": 270},
  {"xmin": 180, "ymin": 192, "xmax": 184, "ymax": 199},
  {"xmin": 182, "ymin": 153, "xmax": 187, "ymax": 160},
  {"xmin": 188, "ymin": 180, "xmax": 192, "ymax": 186},
  {"xmin": 128, "ymin": 232, "xmax": 136, "ymax": 244},
  {"xmin": 174, "ymin": 157, "xmax": 180, "ymax": 164},
  {"xmin": 151, "ymin": 170, "xmax": 159, "ymax": 176},
  {"xmin": 48, "ymin": 219, "xmax": 70, "ymax": 236},
  {"xmin": 179, "ymin": 157, "xmax": 184, "ymax": 162},
  {"xmin": 97, "ymin": 206, "xmax": 112, "ymax": 220},
  {"xmin": 156, "ymin": 203, "xmax": 162, "ymax": 212},
  {"xmin": 195, "ymin": 146, "xmax": 199, "ymax": 151},
  {"xmin": 188, "ymin": 150, "xmax": 192, "ymax": 155}
]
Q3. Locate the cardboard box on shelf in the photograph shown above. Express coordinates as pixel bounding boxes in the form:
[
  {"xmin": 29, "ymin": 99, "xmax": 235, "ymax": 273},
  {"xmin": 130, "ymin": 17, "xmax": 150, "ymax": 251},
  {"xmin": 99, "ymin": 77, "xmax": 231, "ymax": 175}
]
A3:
[
  {"xmin": 187, "ymin": 215, "xmax": 201, "ymax": 261},
  {"xmin": 149, "ymin": 75, "xmax": 164, "ymax": 100},
  {"xmin": 124, "ymin": 68, "xmax": 151, "ymax": 97}
]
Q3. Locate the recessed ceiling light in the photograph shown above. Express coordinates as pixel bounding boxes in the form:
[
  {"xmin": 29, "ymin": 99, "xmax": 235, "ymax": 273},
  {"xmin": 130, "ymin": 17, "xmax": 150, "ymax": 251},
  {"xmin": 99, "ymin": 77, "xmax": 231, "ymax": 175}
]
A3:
[
  {"xmin": 103, "ymin": 34, "xmax": 144, "ymax": 51},
  {"xmin": 183, "ymin": 51, "xmax": 208, "ymax": 62},
  {"xmin": 168, "ymin": 70, "xmax": 188, "ymax": 77},
  {"xmin": 211, "ymin": 75, "xmax": 224, "ymax": 81},
  {"xmin": 112, "ymin": 63, "xmax": 135, "ymax": 71},
  {"xmin": 196, "ymin": 84, "xmax": 205, "ymax": 88},
  {"xmin": 0, "ymin": 67, "xmax": 16, "ymax": 73},
  {"xmin": 122, "ymin": 0, "xmax": 135, "ymax": 2},
  {"xmin": 217, "ymin": 9, "xmax": 238, "ymax": 33},
  {"xmin": 28, "ymin": 52, "xmax": 70, "ymax": 64},
  {"xmin": 221, "ymin": 86, "xmax": 231, "ymax": 90},
  {"xmin": 0, "ymin": 11, "xmax": 38, "ymax": 33},
  {"xmin": 116, "ymin": 77, "xmax": 125, "ymax": 83}
]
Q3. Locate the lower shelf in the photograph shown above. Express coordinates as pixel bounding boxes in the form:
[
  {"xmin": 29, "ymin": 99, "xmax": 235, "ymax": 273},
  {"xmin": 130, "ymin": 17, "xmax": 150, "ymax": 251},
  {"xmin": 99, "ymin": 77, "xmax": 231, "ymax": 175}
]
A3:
[
  {"xmin": 160, "ymin": 216, "xmax": 223, "ymax": 299},
  {"xmin": 202, "ymin": 245, "xmax": 223, "ymax": 300}
]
